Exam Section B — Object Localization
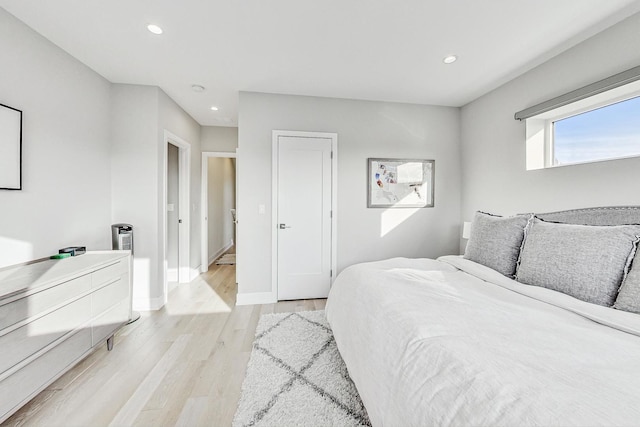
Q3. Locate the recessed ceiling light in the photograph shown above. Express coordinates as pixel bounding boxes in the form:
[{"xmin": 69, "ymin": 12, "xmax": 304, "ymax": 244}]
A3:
[
  {"xmin": 191, "ymin": 84, "xmax": 205, "ymax": 93},
  {"xmin": 147, "ymin": 24, "xmax": 163, "ymax": 35},
  {"xmin": 443, "ymin": 55, "xmax": 458, "ymax": 64},
  {"xmin": 210, "ymin": 106, "xmax": 219, "ymax": 111}
]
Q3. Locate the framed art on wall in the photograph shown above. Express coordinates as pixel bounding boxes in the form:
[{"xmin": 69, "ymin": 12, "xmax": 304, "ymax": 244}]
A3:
[
  {"xmin": 367, "ymin": 158, "xmax": 434, "ymax": 208},
  {"xmin": 0, "ymin": 103, "xmax": 22, "ymax": 190}
]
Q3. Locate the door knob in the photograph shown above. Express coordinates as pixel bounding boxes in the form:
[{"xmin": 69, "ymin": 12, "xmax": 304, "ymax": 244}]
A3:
[{"xmin": 279, "ymin": 224, "xmax": 292, "ymax": 229}]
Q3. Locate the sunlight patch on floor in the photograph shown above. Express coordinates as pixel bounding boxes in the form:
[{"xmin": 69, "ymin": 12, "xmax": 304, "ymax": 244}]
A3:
[{"xmin": 164, "ymin": 275, "xmax": 232, "ymax": 315}]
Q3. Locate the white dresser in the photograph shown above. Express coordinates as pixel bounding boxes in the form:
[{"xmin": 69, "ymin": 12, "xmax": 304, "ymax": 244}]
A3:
[{"xmin": 0, "ymin": 251, "xmax": 132, "ymax": 422}]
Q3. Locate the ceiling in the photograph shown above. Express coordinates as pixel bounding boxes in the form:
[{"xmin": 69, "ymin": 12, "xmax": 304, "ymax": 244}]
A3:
[{"xmin": 2, "ymin": 0, "xmax": 640, "ymax": 127}]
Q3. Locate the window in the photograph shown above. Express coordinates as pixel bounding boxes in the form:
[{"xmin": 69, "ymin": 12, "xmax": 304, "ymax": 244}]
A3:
[
  {"xmin": 517, "ymin": 66, "xmax": 640, "ymax": 170},
  {"xmin": 552, "ymin": 95, "xmax": 640, "ymax": 166}
]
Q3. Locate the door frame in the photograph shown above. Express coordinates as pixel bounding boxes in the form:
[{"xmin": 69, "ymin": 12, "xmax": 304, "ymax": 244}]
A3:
[
  {"xmin": 271, "ymin": 130, "xmax": 338, "ymax": 300},
  {"xmin": 162, "ymin": 130, "xmax": 191, "ymax": 305},
  {"xmin": 200, "ymin": 150, "xmax": 238, "ymax": 273}
]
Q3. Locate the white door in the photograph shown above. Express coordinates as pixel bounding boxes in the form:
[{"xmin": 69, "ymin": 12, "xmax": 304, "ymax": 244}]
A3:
[{"xmin": 276, "ymin": 135, "xmax": 333, "ymax": 300}]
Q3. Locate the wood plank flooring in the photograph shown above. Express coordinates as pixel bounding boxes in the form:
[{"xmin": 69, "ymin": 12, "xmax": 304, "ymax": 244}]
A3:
[{"xmin": 3, "ymin": 253, "xmax": 326, "ymax": 426}]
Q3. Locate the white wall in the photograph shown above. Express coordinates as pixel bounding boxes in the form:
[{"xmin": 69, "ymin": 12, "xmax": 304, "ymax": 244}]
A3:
[
  {"xmin": 110, "ymin": 85, "xmax": 160, "ymax": 308},
  {"xmin": 0, "ymin": 8, "xmax": 112, "ymax": 268},
  {"xmin": 158, "ymin": 90, "xmax": 202, "ymax": 279},
  {"xmin": 201, "ymin": 126, "xmax": 238, "ymax": 152},
  {"xmin": 237, "ymin": 92, "xmax": 461, "ymax": 297},
  {"xmin": 207, "ymin": 157, "xmax": 236, "ymax": 264},
  {"xmin": 111, "ymin": 85, "xmax": 201, "ymax": 310},
  {"xmin": 460, "ymin": 11, "xmax": 640, "ymax": 239}
]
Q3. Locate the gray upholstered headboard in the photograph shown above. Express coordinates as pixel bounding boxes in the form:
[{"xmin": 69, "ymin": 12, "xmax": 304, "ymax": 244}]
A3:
[{"xmin": 536, "ymin": 206, "xmax": 640, "ymax": 226}]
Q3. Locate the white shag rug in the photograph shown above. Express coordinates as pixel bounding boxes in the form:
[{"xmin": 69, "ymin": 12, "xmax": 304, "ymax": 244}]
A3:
[
  {"xmin": 215, "ymin": 253, "xmax": 236, "ymax": 265},
  {"xmin": 232, "ymin": 310, "xmax": 371, "ymax": 427}
]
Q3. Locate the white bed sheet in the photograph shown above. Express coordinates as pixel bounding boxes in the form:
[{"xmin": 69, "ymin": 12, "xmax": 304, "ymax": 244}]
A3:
[{"xmin": 325, "ymin": 256, "xmax": 640, "ymax": 427}]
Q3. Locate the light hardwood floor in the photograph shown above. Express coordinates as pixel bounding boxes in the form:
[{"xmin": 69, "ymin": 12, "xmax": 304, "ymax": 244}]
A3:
[{"xmin": 3, "ymin": 252, "xmax": 326, "ymax": 426}]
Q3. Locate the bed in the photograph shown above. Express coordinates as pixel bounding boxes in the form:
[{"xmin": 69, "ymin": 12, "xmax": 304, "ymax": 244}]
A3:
[{"xmin": 325, "ymin": 207, "xmax": 640, "ymax": 426}]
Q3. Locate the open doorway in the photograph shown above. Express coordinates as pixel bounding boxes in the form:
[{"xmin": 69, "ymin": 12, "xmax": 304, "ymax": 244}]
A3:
[
  {"xmin": 201, "ymin": 151, "xmax": 237, "ymax": 273},
  {"xmin": 163, "ymin": 131, "xmax": 191, "ymax": 305},
  {"xmin": 166, "ymin": 143, "xmax": 180, "ymax": 288}
]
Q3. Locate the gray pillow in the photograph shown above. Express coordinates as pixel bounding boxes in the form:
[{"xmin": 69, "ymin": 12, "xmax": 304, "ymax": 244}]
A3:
[
  {"xmin": 614, "ymin": 261, "xmax": 640, "ymax": 314},
  {"xmin": 516, "ymin": 218, "xmax": 640, "ymax": 307},
  {"xmin": 464, "ymin": 211, "xmax": 532, "ymax": 277}
]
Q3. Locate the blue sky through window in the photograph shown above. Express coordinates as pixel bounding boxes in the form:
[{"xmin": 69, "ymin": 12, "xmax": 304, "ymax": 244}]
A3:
[{"xmin": 553, "ymin": 95, "xmax": 640, "ymax": 165}]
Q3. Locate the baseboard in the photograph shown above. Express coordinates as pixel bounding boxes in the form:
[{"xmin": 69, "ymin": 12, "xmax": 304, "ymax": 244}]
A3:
[
  {"xmin": 236, "ymin": 291, "xmax": 277, "ymax": 306},
  {"xmin": 208, "ymin": 241, "xmax": 234, "ymax": 266},
  {"xmin": 133, "ymin": 295, "xmax": 165, "ymax": 311}
]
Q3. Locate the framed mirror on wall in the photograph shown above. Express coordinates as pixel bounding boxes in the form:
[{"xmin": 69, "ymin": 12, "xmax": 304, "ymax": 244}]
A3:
[{"xmin": 0, "ymin": 103, "xmax": 22, "ymax": 190}]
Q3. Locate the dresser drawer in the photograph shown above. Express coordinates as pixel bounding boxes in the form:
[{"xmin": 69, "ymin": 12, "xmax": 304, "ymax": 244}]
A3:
[
  {"xmin": 0, "ymin": 275, "xmax": 91, "ymax": 332},
  {"xmin": 0, "ymin": 328, "xmax": 91, "ymax": 421},
  {"xmin": 91, "ymin": 273, "xmax": 129, "ymax": 317},
  {"xmin": 0, "ymin": 295, "xmax": 91, "ymax": 375},
  {"xmin": 91, "ymin": 258, "xmax": 128, "ymax": 289}
]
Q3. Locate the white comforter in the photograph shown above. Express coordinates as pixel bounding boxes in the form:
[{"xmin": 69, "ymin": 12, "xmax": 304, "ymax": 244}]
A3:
[{"xmin": 325, "ymin": 256, "xmax": 640, "ymax": 427}]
